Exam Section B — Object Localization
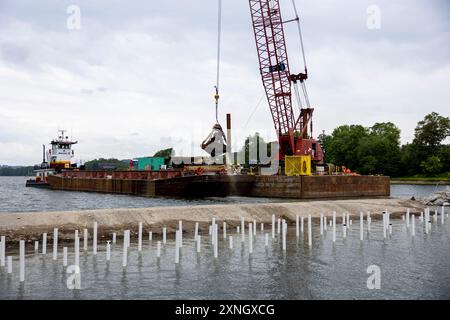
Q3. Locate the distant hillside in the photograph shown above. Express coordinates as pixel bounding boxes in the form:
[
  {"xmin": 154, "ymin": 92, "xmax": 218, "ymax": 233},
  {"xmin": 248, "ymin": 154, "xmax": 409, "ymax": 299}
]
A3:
[
  {"xmin": 84, "ymin": 158, "xmax": 129, "ymax": 171},
  {"xmin": 0, "ymin": 165, "xmax": 37, "ymax": 176}
]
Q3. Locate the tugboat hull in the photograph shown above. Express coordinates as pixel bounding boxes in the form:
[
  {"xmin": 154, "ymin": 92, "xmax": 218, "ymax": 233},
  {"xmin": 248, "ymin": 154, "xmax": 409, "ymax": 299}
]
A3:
[{"xmin": 25, "ymin": 179, "xmax": 50, "ymax": 188}]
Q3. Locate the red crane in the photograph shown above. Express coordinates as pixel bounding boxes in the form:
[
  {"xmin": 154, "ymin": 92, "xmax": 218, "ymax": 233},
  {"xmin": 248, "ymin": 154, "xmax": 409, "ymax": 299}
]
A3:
[{"xmin": 248, "ymin": 0, "xmax": 323, "ymax": 165}]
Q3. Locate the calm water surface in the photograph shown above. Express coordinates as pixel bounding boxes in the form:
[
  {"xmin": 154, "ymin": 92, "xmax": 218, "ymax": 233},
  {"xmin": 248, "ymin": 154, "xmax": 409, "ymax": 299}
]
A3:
[
  {"xmin": 0, "ymin": 176, "xmax": 447, "ymax": 213},
  {"xmin": 0, "ymin": 218, "xmax": 449, "ymax": 299}
]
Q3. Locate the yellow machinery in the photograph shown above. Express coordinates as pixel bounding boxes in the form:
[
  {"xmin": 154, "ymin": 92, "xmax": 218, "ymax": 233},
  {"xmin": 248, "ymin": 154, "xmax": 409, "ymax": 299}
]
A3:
[{"xmin": 285, "ymin": 155, "xmax": 311, "ymax": 176}]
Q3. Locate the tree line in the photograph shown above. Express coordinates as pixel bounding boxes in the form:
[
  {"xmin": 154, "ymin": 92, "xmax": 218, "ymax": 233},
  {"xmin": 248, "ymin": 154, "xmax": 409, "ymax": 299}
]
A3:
[
  {"xmin": 0, "ymin": 165, "xmax": 36, "ymax": 176},
  {"xmin": 319, "ymin": 112, "xmax": 450, "ymax": 177}
]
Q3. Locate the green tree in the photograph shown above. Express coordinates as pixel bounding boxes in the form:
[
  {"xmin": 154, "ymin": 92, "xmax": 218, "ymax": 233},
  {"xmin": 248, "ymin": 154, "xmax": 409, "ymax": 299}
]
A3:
[
  {"xmin": 153, "ymin": 148, "xmax": 174, "ymax": 158},
  {"xmin": 239, "ymin": 133, "xmax": 272, "ymax": 165},
  {"xmin": 413, "ymin": 112, "xmax": 450, "ymax": 150},
  {"xmin": 356, "ymin": 122, "xmax": 401, "ymax": 176},
  {"xmin": 324, "ymin": 122, "xmax": 401, "ymax": 176},
  {"xmin": 325, "ymin": 125, "xmax": 368, "ymax": 170},
  {"xmin": 420, "ymin": 156, "xmax": 443, "ymax": 176},
  {"xmin": 403, "ymin": 112, "xmax": 450, "ymax": 175}
]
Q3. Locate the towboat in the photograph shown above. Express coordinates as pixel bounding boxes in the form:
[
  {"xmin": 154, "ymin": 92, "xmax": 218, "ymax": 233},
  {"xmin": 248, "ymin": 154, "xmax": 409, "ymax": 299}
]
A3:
[{"xmin": 26, "ymin": 130, "xmax": 80, "ymax": 188}]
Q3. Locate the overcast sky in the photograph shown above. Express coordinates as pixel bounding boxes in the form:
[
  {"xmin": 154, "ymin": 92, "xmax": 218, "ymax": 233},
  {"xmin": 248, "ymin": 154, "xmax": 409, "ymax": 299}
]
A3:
[{"xmin": 0, "ymin": 0, "xmax": 449, "ymax": 165}]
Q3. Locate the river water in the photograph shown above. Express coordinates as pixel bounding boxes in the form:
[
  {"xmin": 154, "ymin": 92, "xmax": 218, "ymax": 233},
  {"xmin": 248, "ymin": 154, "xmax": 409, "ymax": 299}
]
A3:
[
  {"xmin": 0, "ymin": 176, "xmax": 447, "ymax": 213},
  {"xmin": 1, "ymin": 217, "xmax": 449, "ymax": 299},
  {"xmin": 0, "ymin": 176, "xmax": 449, "ymax": 300}
]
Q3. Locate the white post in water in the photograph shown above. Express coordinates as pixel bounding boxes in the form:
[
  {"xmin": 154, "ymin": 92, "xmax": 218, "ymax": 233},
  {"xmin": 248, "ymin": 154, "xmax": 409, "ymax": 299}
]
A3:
[
  {"xmin": 175, "ymin": 230, "xmax": 180, "ymax": 264},
  {"xmin": 83, "ymin": 228, "xmax": 88, "ymax": 251},
  {"xmin": 34, "ymin": 241, "xmax": 39, "ymax": 253},
  {"xmin": 265, "ymin": 233, "xmax": 269, "ymax": 247},
  {"xmin": 360, "ymin": 212, "xmax": 364, "ymax": 241},
  {"xmin": 241, "ymin": 217, "xmax": 245, "ymax": 243},
  {"xmin": 301, "ymin": 216, "xmax": 304, "ymax": 233},
  {"xmin": 106, "ymin": 241, "xmax": 111, "ymax": 261},
  {"xmin": 277, "ymin": 218, "xmax": 281, "ymax": 235},
  {"xmin": 63, "ymin": 247, "xmax": 68, "ymax": 267},
  {"xmin": 149, "ymin": 231, "xmax": 153, "ymax": 241},
  {"xmin": 194, "ymin": 222, "xmax": 199, "ymax": 241},
  {"xmin": 157, "ymin": 241, "xmax": 162, "ymax": 258},
  {"xmin": 42, "ymin": 233, "xmax": 47, "ymax": 254},
  {"xmin": 261, "ymin": 223, "xmax": 264, "ymax": 233},
  {"xmin": 163, "ymin": 227, "xmax": 167, "ymax": 245},
  {"xmin": 209, "ymin": 226, "xmax": 212, "ymax": 237},
  {"xmin": 7, "ymin": 256, "xmax": 12, "ymax": 274},
  {"xmin": 122, "ymin": 231, "xmax": 128, "ymax": 268},
  {"xmin": 214, "ymin": 224, "xmax": 218, "ymax": 259},
  {"xmin": 271, "ymin": 214, "xmax": 275, "ymax": 239},
  {"xmin": 343, "ymin": 223, "xmax": 347, "ymax": 239},
  {"xmin": 1, "ymin": 236, "xmax": 6, "ymax": 267},
  {"xmin": 412, "ymin": 215, "xmax": 416, "ymax": 237},
  {"xmin": 420, "ymin": 212, "xmax": 423, "ymax": 222},
  {"xmin": 324, "ymin": 216, "xmax": 327, "ymax": 231},
  {"xmin": 93, "ymin": 222, "xmax": 98, "ymax": 255},
  {"xmin": 296, "ymin": 215, "xmax": 300, "ymax": 238},
  {"xmin": 282, "ymin": 221, "xmax": 287, "ymax": 251},
  {"xmin": 138, "ymin": 222, "xmax": 143, "ymax": 252},
  {"xmin": 320, "ymin": 213, "xmax": 324, "ymax": 235},
  {"xmin": 253, "ymin": 220, "xmax": 257, "ymax": 236},
  {"xmin": 332, "ymin": 212, "xmax": 336, "ymax": 243},
  {"xmin": 249, "ymin": 223, "xmax": 253, "ymax": 255},
  {"xmin": 383, "ymin": 213, "xmax": 387, "ymax": 239},
  {"xmin": 389, "ymin": 224, "xmax": 393, "ymax": 236},
  {"xmin": 308, "ymin": 214, "xmax": 312, "ymax": 247},
  {"xmin": 434, "ymin": 210, "xmax": 438, "ymax": 223},
  {"xmin": 74, "ymin": 236, "xmax": 80, "ymax": 267},
  {"xmin": 53, "ymin": 228, "xmax": 58, "ymax": 261},
  {"xmin": 179, "ymin": 221, "xmax": 183, "ymax": 248},
  {"xmin": 387, "ymin": 211, "xmax": 390, "ymax": 231},
  {"xmin": 112, "ymin": 233, "xmax": 117, "ymax": 244},
  {"xmin": 223, "ymin": 222, "xmax": 227, "ymax": 240},
  {"xmin": 237, "ymin": 226, "xmax": 240, "ymax": 234},
  {"xmin": 196, "ymin": 236, "xmax": 201, "ymax": 253},
  {"xmin": 19, "ymin": 240, "xmax": 25, "ymax": 282},
  {"xmin": 229, "ymin": 236, "xmax": 233, "ymax": 249},
  {"xmin": 406, "ymin": 209, "xmax": 410, "ymax": 228}
]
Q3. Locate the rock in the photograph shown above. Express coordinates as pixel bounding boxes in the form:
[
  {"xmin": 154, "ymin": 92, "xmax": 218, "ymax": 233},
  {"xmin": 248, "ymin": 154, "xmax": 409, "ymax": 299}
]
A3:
[{"xmin": 423, "ymin": 186, "xmax": 450, "ymax": 205}]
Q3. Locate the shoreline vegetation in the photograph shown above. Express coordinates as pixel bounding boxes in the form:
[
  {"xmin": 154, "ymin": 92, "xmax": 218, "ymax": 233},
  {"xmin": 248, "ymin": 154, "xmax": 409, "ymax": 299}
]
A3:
[{"xmin": 390, "ymin": 174, "xmax": 450, "ymax": 185}]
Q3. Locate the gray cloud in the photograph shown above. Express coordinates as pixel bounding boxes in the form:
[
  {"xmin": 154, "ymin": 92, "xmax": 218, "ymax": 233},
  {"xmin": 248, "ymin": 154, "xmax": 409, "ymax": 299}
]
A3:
[{"xmin": 0, "ymin": 0, "xmax": 449, "ymax": 165}]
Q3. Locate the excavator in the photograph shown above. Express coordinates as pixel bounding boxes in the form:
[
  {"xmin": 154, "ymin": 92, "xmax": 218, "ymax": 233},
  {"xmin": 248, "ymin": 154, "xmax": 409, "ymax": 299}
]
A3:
[{"xmin": 201, "ymin": 0, "xmax": 324, "ymax": 171}]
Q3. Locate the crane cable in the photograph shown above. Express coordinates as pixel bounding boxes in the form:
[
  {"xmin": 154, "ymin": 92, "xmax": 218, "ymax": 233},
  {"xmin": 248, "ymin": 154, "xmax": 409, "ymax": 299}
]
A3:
[
  {"xmin": 291, "ymin": 0, "xmax": 307, "ymax": 74},
  {"xmin": 214, "ymin": 0, "xmax": 223, "ymax": 124},
  {"xmin": 291, "ymin": 0, "xmax": 311, "ymax": 108}
]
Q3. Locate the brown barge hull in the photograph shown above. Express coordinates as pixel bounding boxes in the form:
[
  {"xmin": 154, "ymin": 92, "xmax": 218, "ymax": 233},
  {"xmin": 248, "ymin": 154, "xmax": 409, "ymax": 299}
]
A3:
[{"xmin": 48, "ymin": 175, "xmax": 390, "ymax": 199}]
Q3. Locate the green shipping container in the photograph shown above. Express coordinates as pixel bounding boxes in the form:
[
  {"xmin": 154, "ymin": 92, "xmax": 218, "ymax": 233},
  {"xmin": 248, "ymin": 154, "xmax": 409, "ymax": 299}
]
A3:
[{"xmin": 135, "ymin": 157, "xmax": 165, "ymax": 171}]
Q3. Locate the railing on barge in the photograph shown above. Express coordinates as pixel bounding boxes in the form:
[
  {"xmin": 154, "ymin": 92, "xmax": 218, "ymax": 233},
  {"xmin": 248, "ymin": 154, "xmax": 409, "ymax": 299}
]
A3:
[{"xmin": 60, "ymin": 170, "xmax": 183, "ymax": 180}]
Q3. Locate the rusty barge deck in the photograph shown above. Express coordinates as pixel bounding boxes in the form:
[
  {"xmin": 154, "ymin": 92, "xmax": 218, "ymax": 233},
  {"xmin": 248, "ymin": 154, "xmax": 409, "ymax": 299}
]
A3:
[{"xmin": 48, "ymin": 172, "xmax": 390, "ymax": 199}]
